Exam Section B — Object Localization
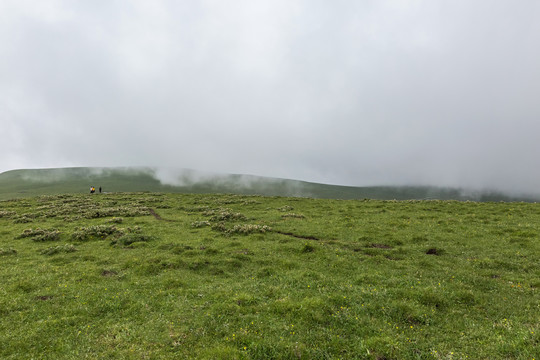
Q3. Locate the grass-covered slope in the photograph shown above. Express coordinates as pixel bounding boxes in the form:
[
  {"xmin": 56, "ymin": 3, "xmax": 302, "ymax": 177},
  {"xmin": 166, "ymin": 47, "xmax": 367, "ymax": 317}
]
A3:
[
  {"xmin": 1, "ymin": 167, "xmax": 538, "ymax": 201},
  {"xmin": 1, "ymin": 192, "xmax": 539, "ymax": 359},
  {"xmin": 0, "ymin": 168, "xmax": 168, "ymax": 200}
]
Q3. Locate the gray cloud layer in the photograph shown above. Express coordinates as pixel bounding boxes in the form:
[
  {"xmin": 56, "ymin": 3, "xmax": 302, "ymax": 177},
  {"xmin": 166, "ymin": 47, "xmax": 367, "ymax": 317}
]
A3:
[{"xmin": 1, "ymin": 1, "xmax": 540, "ymax": 194}]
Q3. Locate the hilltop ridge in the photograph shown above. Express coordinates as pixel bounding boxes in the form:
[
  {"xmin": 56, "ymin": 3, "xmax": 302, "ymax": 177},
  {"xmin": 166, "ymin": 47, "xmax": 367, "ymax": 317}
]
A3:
[{"xmin": 0, "ymin": 167, "xmax": 537, "ymax": 202}]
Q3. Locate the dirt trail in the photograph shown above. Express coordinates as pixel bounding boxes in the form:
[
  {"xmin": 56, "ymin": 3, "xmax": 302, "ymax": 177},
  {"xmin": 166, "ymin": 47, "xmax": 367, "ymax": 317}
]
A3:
[
  {"xmin": 273, "ymin": 230, "xmax": 320, "ymax": 241},
  {"xmin": 148, "ymin": 208, "xmax": 162, "ymax": 220}
]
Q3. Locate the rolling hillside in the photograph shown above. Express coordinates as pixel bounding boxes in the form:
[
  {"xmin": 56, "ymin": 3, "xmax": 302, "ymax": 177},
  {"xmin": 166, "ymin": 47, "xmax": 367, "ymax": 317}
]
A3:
[{"xmin": 0, "ymin": 167, "xmax": 538, "ymax": 202}]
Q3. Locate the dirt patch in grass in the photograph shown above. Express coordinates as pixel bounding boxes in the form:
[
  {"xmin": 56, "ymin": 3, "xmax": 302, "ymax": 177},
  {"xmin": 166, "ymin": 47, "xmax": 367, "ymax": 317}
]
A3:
[
  {"xmin": 274, "ymin": 230, "xmax": 320, "ymax": 241},
  {"xmin": 368, "ymin": 243, "xmax": 393, "ymax": 249},
  {"xmin": 149, "ymin": 208, "xmax": 176, "ymax": 222},
  {"xmin": 425, "ymin": 247, "xmax": 444, "ymax": 255},
  {"xmin": 101, "ymin": 270, "xmax": 118, "ymax": 277}
]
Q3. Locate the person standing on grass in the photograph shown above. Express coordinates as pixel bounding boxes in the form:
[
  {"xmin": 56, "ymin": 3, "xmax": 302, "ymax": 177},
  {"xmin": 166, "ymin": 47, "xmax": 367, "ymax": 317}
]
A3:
[{"xmin": 99, "ymin": 186, "xmax": 102, "ymax": 193}]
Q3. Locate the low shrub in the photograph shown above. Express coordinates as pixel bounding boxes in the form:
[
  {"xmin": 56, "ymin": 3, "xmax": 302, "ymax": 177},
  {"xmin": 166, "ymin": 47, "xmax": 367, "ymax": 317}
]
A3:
[
  {"xmin": 71, "ymin": 225, "xmax": 121, "ymax": 241},
  {"xmin": 109, "ymin": 226, "xmax": 152, "ymax": 247},
  {"xmin": 0, "ymin": 210, "xmax": 16, "ymax": 218},
  {"xmin": 281, "ymin": 213, "xmax": 305, "ymax": 219},
  {"xmin": 191, "ymin": 221, "xmax": 211, "ymax": 228},
  {"xmin": 13, "ymin": 215, "xmax": 34, "ymax": 224},
  {"xmin": 110, "ymin": 233, "xmax": 153, "ymax": 247},
  {"xmin": 277, "ymin": 205, "xmax": 294, "ymax": 212},
  {"xmin": 18, "ymin": 228, "xmax": 47, "ymax": 238},
  {"xmin": 107, "ymin": 217, "xmax": 124, "ymax": 224},
  {"xmin": 40, "ymin": 244, "xmax": 77, "ymax": 255},
  {"xmin": 17, "ymin": 228, "xmax": 61, "ymax": 242},
  {"xmin": 227, "ymin": 224, "xmax": 272, "ymax": 235},
  {"xmin": 211, "ymin": 222, "xmax": 228, "ymax": 233},
  {"xmin": 209, "ymin": 211, "xmax": 247, "ymax": 222},
  {"xmin": 0, "ymin": 248, "xmax": 17, "ymax": 256}
]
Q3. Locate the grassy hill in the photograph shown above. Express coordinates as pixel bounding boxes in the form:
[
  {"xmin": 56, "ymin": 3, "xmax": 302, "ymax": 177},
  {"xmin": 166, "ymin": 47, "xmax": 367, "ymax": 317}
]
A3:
[
  {"xmin": 1, "ymin": 192, "xmax": 539, "ymax": 359},
  {"xmin": 1, "ymin": 167, "xmax": 538, "ymax": 202}
]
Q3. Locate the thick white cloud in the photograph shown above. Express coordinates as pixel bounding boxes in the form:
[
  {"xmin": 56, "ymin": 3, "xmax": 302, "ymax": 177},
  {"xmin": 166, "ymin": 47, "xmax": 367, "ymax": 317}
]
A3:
[{"xmin": 1, "ymin": 0, "xmax": 540, "ymax": 195}]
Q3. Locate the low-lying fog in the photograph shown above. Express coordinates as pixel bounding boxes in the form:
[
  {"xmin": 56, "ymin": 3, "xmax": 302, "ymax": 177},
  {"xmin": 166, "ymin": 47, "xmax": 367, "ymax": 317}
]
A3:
[{"xmin": 2, "ymin": 1, "xmax": 540, "ymax": 197}]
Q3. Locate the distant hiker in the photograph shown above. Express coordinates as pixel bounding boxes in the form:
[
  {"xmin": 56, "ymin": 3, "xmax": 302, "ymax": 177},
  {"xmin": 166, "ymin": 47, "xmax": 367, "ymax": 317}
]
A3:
[
  {"xmin": 99, "ymin": 187, "xmax": 102, "ymax": 193},
  {"xmin": 90, "ymin": 186, "xmax": 95, "ymax": 194}
]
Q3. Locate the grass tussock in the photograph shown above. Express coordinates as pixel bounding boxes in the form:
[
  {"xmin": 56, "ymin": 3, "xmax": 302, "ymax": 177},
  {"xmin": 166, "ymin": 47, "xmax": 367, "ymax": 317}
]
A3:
[
  {"xmin": 228, "ymin": 224, "xmax": 272, "ymax": 235},
  {"xmin": 0, "ymin": 210, "xmax": 16, "ymax": 218},
  {"xmin": 71, "ymin": 225, "xmax": 121, "ymax": 241},
  {"xmin": 110, "ymin": 233, "xmax": 153, "ymax": 247},
  {"xmin": 281, "ymin": 213, "xmax": 305, "ymax": 219},
  {"xmin": 17, "ymin": 228, "xmax": 61, "ymax": 242},
  {"xmin": 0, "ymin": 247, "xmax": 17, "ymax": 256}
]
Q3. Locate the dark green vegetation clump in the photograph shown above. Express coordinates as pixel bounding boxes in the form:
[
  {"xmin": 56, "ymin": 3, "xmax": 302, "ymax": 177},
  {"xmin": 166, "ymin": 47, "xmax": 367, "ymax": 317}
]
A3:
[{"xmin": 1, "ymin": 193, "xmax": 539, "ymax": 359}]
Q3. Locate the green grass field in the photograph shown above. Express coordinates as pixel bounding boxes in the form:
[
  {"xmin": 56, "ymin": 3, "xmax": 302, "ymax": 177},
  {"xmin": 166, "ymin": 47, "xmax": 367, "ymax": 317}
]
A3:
[{"xmin": 1, "ymin": 192, "xmax": 539, "ymax": 359}]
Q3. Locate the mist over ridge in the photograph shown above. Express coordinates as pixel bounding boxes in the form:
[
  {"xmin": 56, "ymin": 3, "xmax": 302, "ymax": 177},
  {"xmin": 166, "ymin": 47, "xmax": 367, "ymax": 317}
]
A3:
[{"xmin": 1, "ymin": 166, "xmax": 539, "ymax": 202}]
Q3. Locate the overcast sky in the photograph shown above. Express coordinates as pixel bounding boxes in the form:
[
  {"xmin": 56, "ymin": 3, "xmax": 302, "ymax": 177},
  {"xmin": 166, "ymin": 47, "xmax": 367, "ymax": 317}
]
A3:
[{"xmin": 1, "ymin": 0, "xmax": 540, "ymax": 194}]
